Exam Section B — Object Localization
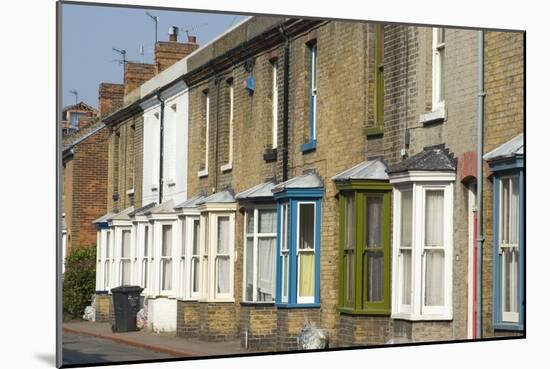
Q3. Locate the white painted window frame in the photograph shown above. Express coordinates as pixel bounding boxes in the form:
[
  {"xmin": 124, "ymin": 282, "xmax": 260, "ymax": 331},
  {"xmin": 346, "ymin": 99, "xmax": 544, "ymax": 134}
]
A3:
[
  {"xmin": 198, "ymin": 93, "xmax": 209, "ymax": 178},
  {"xmin": 280, "ymin": 202, "xmax": 290, "ymax": 303},
  {"xmin": 151, "ymin": 111, "xmax": 161, "ymax": 190},
  {"xmin": 190, "ymin": 217, "xmax": 201, "ymax": 299},
  {"xmin": 104, "ymin": 229, "xmax": 113, "ymax": 291},
  {"xmin": 166, "ymin": 103, "xmax": 178, "ymax": 184},
  {"xmin": 221, "ymin": 83, "xmax": 234, "ymax": 172},
  {"xmin": 177, "ymin": 215, "xmax": 200, "ymax": 300},
  {"xmin": 296, "ymin": 201, "xmax": 316, "ymax": 304},
  {"xmin": 242, "ymin": 206, "xmax": 277, "ymax": 303},
  {"xmin": 391, "ymin": 173, "xmax": 454, "ymax": 321},
  {"xmin": 432, "ymin": 27, "xmax": 446, "ymax": 112},
  {"xmin": 159, "ymin": 223, "xmax": 175, "ymax": 296},
  {"xmin": 140, "ymin": 223, "xmax": 152, "ymax": 293},
  {"xmin": 499, "ymin": 175, "xmax": 520, "ymax": 323},
  {"xmin": 272, "ymin": 61, "xmax": 279, "ymax": 149},
  {"xmin": 119, "ymin": 228, "xmax": 132, "ymax": 286}
]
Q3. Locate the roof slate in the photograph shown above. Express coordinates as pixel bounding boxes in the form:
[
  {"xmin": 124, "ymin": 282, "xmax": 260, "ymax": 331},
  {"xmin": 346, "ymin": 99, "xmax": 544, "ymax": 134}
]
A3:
[
  {"xmin": 236, "ymin": 181, "xmax": 276, "ymax": 200},
  {"xmin": 272, "ymin": 172, "xmax": 323, "ymax": 193},
  {"xmin": 387, "ymin": 144, "xmax": 456, "ymax": 174},
  {"xmin": 332, "ymin": 158, "xmax": 389, "ymax": 182},
  {"xmin": 196, "ymin": 190, "xmax": 236, "ymax": 205},
  {"xmin": 128, "ymin": 202, "xmax": 157, "ymax": 217},
  {"xmin": 483, "ymin": 134, "xmax": 524, "ymax": 161},
  {"xmin": 174, "ymin": 194, "xmax": 207, "ymax": 209}
]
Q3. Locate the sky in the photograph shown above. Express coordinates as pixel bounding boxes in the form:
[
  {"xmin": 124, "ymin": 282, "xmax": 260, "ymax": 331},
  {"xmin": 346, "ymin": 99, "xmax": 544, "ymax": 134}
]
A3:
[{"xmin": 62, "ymin": 3, "xmax": 246, "ymax": 109}]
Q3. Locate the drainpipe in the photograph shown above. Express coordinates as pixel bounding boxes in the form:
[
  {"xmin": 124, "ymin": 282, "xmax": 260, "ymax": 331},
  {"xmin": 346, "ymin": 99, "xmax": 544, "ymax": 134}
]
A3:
[
  {"xmin": 278, "ymin": 24, "xmax": 290, "ymax": 182},
  {"xmin": 157, "ymin": 92, "xmax": 165, "ymax": 204},
  {"xmin": 476, "ymin": 30, "xmax": 485, "ymax": 339}
]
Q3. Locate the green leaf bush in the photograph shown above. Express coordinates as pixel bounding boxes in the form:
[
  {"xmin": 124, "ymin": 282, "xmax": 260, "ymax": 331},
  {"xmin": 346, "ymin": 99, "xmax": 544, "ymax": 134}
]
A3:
[{"xmin": 63, "ymin": 245, "xmax": 96, "ymax": 320}]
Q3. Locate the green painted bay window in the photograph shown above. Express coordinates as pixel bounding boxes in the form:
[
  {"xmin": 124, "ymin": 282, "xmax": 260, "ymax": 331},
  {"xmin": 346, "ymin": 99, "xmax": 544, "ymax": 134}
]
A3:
[{"xmin": 333, "ymin": 159, "xmax": 392, "ymax": 315}]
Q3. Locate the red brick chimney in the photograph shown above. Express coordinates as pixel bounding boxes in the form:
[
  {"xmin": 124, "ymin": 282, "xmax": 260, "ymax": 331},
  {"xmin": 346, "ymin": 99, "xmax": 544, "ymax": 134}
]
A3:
[
  {"xmin": 123, "ymin": 62, "xmax": 156, "ymax": 95},
  {"xmin": 154, "ymin": 26, "xmax": 199, "ymax": 73},
  {"xmin": 98, "ymin": 83, "xmax": 124, "ymax": 116}
]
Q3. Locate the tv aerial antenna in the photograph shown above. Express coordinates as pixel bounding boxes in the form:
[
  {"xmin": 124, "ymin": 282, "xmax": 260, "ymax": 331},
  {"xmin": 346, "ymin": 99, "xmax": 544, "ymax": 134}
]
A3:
[
  {"xmin": 177, "ymin": 23, "xmax": 208, "ymax": 40},
  {"xmin": 146, "ymin": 11, "xmax": 159, "ymax": 44},
  {"xmin": 69, "ymin": 89, "xmax": 78, "ymax": 104},
  {"xmin": 112, "ymin": 47, "xmax": 127, "ymax": 65}
]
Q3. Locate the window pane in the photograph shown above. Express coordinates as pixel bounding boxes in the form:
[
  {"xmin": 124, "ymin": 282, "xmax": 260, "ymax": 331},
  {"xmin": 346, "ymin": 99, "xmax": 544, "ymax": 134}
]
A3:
[
  {"xmin": 258, "ymin": 237, "xmax": 276, "ymax": 301},
  {"xmin": 121, "ymin": 260, "xmax": 131, "ymax": 285},
  {"xmin": 143, "ymin": 226, "xmax": 148, "ymax": 257},
  {"xmin": 299, "ymin": 252, "xmax": 315, "ymax": 297},
  {"xmin": 344, "ymin": 251, "xmax": 354, "ymax": 304},
  {"xmin": 106, "ymin": 232, "xmax": 111, "ymax": 258},
  {"xmin": 299, "ymin": 203, "xmax": 315, "ymax": 250},
  {"xmin": 401, "ymin": 191, "xmax": 412, "ymax": 247},
  {"xmin": 192, "ymin": 258, "xmax": 199, "ymax": 293},
  {"xmin": 217, "ymin": 217, "xmax": 230, "ymax": 254},
  {"xmin": 217, "ymin": 256, "xmax": 230, "ymax": 294},
  {"xmin": 245, "ymin": 237, "xmax": 254, "ymax": 301},
  {"xmin": 401, "ymin": 250, "xmax": 412, "ymax": 305},
  {"xmin": 424, "ymin": 249, "xmax": 445, "ymax": 306},
  {"xmin": 162, "ymin": 225, "xmax": 172, "ymax": 257},
  {"xmin": 439, "ymin": 47, "xmax": 445, "ymax": 102},
  {"xmin": 162, "ymin": 259, "xmax": 172, "ymax": 290},
  {"xmin": 246, "ymin": 210, "xmax": 254, "ymax": 234},
  {"xmin": 259, "ymin": 209, "xmax": 277, "ymax": 233},
  {"xmin": 192, "ymin": 220, "xmax": 199, "ymax": 255},
  {"xmin": 282, "ymin": 204, "xmax": 289, "ymax": 251},
  {"xmin": 503, "ymin": 248, "xmax": 518, "ymax": 314},
  {"xmin": 501, "ymin": 179, "xmax": 510, "ymax": 244},
  {"xmin": 510, "ymin": 176, "xmax": 519, "ymax": 244},
  {"xmin": 366, "ymin": 251, "xmax": 384, "ymax": 302},
  {"xmin": 425, "ymin": 190, "xmax": 444, "ymax": 247},
  {"xmin": 142, "ymin": 259, "xmax": 148, "ymax": 288},
  {"xmin": 366, "ymin": 196, "xmax": 383, "ymax": 248},
  {"xmin": 104, "ymin": 261, "xmax": 110, "ymax": 288},
  {"xmin": 345, "ymin": 195, "xmax": 355, "ymax": 250},
  {"xmin": 122, "ymin": 230, "xmax": 131, "ymax": 257},
  {"xmin": 282, "ymin": 254, "xmax": 289, "ymax": 298},
  {"xmin": 181, "ymin": 220, "xmax": 186, "ymax": 256}
]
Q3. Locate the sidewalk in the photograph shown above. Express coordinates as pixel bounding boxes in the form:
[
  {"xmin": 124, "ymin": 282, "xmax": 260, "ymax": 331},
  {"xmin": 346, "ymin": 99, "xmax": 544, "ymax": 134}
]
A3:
[{"xmin": 63, "ymin": 321, "xmax": 246, "ymax": 358}]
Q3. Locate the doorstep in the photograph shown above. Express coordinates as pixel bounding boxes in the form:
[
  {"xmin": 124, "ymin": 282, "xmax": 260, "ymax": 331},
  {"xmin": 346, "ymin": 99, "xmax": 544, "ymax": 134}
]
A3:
[{"xmin": 62, "ymin": 321, "xmax": 244, "ymax": 357}]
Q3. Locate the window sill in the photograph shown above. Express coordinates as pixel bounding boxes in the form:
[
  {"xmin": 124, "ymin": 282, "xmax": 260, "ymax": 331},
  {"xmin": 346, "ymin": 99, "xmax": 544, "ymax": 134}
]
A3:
[
  {"xmin": 391, "ymin": 312, "xmax": 452, "ymax": 321},
  {"xmin": 300, "ymin": 140, "xmax": 317, "ymax": 153},
  {"xmin": 126, "ymin": 188, "xmax": 135, "ymax": 195},
  {"xmin": 365, "ymin": 126, "xmax": 384, "ymax": 138},
  {"xmin": 337, "ymin": 306, "xmax": 391, "ymax": 316},
  {"xmin": 220, "ymin": 162, "xmax": 233, "ymax": 173},
  {"xmin": 177, "ymin": 298, "xmax": 199, "ymax": 302},
  {"xmin": 263, "ymin": 148, "xmax": 278, "ymax": 162},
  {"xmin": 493, "ymin": 321, "xmax": 524, "ymax": 331},
  {"xmin": 275, "ymin": 302, "xmax": 321, "ymax": 309},
  {"xmin": 197, "ymin": 169, "xmax": 208, "ymax": 178},
  {"xmin": 419, "ymin": 105, "xmax": 446, "ymax": 125},
  {"xmin": 198, "ymin": 299, "xmax": 235, "ymax": 304},
  {"xmin": 240, "ymin": 301, "xmax": 276, "ymax": 307}
]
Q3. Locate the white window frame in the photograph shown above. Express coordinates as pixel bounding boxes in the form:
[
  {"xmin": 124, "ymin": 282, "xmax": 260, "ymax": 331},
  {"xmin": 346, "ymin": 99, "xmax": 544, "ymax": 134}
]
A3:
[
  {"xmin": 199, "ymin": 210, "xmax": 235, "ymax": 302},
  {"xmin": 242, "ymin": 206, "xmax": 277, "ymax": 303},
  {"xmin": 166, "ymin": 103, "xmax": 178, "ymax": 184},
  {"xmin": 159, "ymin": 223, "xmax": 174, "ymax": 295},
  {"xmin": 221, "ymin": 83, "xmax": 234, "ymax": 172},
  {"xmin": 432, "ymin": 27, "xmax": 445, "ymax": 112},
  {"xmin": 120, "ymin": 229, "xmax": 132, "ymax": 286},
  {"xmin": 104, "ymin": 230, "xmax": 113, "ymax": 290},
  {"xmin": 140, "ymin": 224, "xmax": 151, "ymax": 292},
  {"xmin": 198, "ymin": 93, "xmax": 209, "ymax": 178},
  {"xmin": 151, "ymin": 111, "xmax": 161, "ymax": 189},
  {"xmin": 189, "ymin": 217, "xmax": 201, "ymax": 299},
  {"xmin": 214, "ymin": 215, "xmax": 232, "ymax": 299},
  {"xmin": 296, "ymin": 201, "xmax": 316, "ymax": 304},
  {"xmin": 272, "ymin": 61, "xmax": 279, "ymax": 149},
  {"xmin": 391, "ymin": 174, "xmax": 454, "ymax": 321},
  {"xmin": 310, "ymin": 45, "xmax": 318, "ymax": 141},
  {"xmin": 280, "ymin": 202, "xmax": 290, "ymax": 303},
  {"xmin": 499, "ymin": 175, "xmax": 520, "ymax": 323}
]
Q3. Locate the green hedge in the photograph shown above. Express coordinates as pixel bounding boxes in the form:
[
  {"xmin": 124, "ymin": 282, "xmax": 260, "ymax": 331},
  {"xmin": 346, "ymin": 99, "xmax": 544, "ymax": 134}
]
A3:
[{"xmin": 63, "ymin": 246, "xmax": 96, "ymax": 320}]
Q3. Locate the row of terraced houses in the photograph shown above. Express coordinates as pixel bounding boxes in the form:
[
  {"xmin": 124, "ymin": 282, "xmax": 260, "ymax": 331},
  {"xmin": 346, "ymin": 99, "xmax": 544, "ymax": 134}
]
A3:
[{"xmin": 61, "ymin": 16, "xmax": 525, "ymax": 350}]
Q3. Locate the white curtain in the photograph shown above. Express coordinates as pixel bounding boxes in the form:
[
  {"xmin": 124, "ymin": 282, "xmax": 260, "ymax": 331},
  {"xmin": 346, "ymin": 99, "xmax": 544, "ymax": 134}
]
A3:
[
  {"xmin": 245, "ymin": 237, "xmax": 254, "ymax": 301},
  {"xmin": 510, "ymin": 177, "xmax": 519, "ymax": 244},
  {"xmin": 367, "ymin": 251, "xmax": 384, "ymax": 302},
  {"xmin": 192, "ymin": 220, "xmax": 200, "ymax": 255},
  {"xmin": 104, "ymin": 260, "xmax": 110, "ymax": 289},
  {"xmin": 217, "ymin": 217, "xmax": 230, "ymax": 294},
  {"xmin": 401, "ymin": 191, "xmax": 412, "ymax": 247},
  {"xmin": 367, "ymin": 197, "xmax": 382, "ymax": 247},
  {"xmin": 122, "ymin": 230, "xmax": 131, "ymax": 257},
  {"xmin": 162, "ymin": 226, "xmax": 172, "ymax": 257},
  {"xmin": 299, "ymin": 204, "xmax": 315, "ymax": 249},
  {"xmin": 162, "ymin": 259, "xmax": 172, "ymax": 291},
  {"xmin": 401, "ymin": 250, "xmax": 411, "ymax": 305},
  {"xmin": 259, "ymin": 210, "xmax": 277, "ymax": 233},
  {"xmin": 162, "ymin": 226, "xmax": 172, "ymax": 290},
  {"xmin": 504, "ymin": 248, "xmax": 518, "ymax": 313},
  {"xmin": 424, "ymin": 190, "xmax": 445, "ymax": 306},
  {"xmin": 258, "ymin": 237, "xmax": 276, "ymax": 300}
]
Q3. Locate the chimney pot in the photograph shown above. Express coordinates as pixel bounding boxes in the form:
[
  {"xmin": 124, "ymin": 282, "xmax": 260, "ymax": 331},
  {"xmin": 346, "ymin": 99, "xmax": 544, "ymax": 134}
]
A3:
[
  {"xmin": 168, "ymin": 26, "xmax": 178, "ymax": 42},
  {"xmin": 187, "ymin": 35, "xmax": 197, "ymax": 43}
]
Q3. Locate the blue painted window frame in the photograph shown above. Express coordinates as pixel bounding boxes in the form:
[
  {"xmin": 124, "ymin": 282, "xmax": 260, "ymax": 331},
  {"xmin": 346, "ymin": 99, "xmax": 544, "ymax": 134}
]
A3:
[
  {"xmin": 490, "ymin": 156, "xmax": 524, "ymax": 331},
  {"xmin": 274, "ymin": 187, "xmax": 323, "ymax": 307},
  {"xmin": 301, "ymin": 44, "xmax": 317, "ymax": 153}
]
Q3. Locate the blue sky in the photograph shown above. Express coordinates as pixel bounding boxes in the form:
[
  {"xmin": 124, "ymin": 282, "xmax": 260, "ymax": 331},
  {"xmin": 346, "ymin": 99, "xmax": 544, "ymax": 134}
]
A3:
[{"xmin": 62, "ymin": 3, "xmax": 246, "ymax": 109}]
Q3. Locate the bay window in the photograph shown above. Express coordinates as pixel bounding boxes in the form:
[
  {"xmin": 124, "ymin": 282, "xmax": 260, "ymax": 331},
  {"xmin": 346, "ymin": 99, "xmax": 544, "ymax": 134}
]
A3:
[
  {"xmin": 484, "ymin": 134, "xmax": 524, "ymax": 331},
  {"xmin": 273, "ymin": 173, "xmax": 323, "ymax": 307},
  {"xmin": 333, "ymin": 159, "xmax": 392, "ymax": 314},
  {"xmin": 105, "ymin": 230, "xmax": 112, "ymax": 290},
  {"xmin": 243, "ymin": 207, "xmax": 277, "ymax": 302},
  {"xmin": 161, "ymin": 224, "xmax": 173, "ymax": 293}
]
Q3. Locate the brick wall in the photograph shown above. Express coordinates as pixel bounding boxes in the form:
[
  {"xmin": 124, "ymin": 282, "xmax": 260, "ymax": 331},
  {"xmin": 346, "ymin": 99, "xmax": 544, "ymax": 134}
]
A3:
[
  {"xmin": 95, "ymin": 294, "xmax": 114, "ymax": 323},
  {"xmin": 155, "ymin": 40, "xmax": 199, "ymax": 73},
  {"xmin": 124, "ymin": 62, "xmax": 156, "ymax": 96},
  {"xmin": 239, "ymin": 304, "xmax": 278, "ymax": 351},
  {"xmin": 482, "ymin": 31, "xmax": 524, "ymax": 338},
  {"xmin": 276, "ymin": 308, "xmax": 321, "ymax": 351},
  {"xmin": 198, "ymin": 302, "xmax": 238, "ymax": 341},
  {"xmin": 98, "ymin": 83, "xmax": 124, "ymax": 117},
  {"xmin": 176, "ymin": 300, "xmax": 201, "ymax": 337},
  {"xmin": 338, "ymin": 314, "xmax": 392, "ymax": 346}
]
